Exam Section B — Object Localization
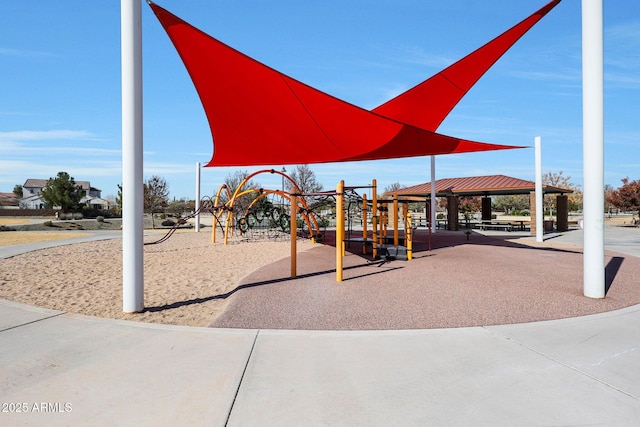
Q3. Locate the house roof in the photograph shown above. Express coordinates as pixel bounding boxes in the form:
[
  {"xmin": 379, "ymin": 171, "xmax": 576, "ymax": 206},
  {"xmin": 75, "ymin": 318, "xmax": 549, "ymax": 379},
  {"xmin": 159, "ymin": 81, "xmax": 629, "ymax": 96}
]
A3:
[
  {"xmin": 0, "ymin": 192, "xmax": 18, "ymax": 206},
  {"xmin": 23, "ymin": 179, "xmax": 48, "ymax": 188},
  {"xmin": 81, "ymin": 196, "xmax": 112, "ymax": 206},
  {"xmin": 23, "ymin": 179, "xmax": 95, "ymax": 191},
  {"xmin": 392, "ymin": 175, "xmax": 573, "ymax": 198}
]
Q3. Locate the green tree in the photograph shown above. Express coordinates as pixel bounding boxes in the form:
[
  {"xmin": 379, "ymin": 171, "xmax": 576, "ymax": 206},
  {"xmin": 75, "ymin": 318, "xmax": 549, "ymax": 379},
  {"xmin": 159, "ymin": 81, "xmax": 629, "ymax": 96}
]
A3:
[
  {"xmin": 13, "ymin": 184, "xmax": 23, "ymax": 199},
  {"xmin": 167, "ymin": 197, "xmax": 194, "ymax": 215},
  {"xmin": 144, "ymin": 175, "xmax": 169, "ymax": 228},
  {"xmin": 40, "ymin": 172, "xmax": 85, "ymax": 212},
  {"xmin": 493, "ymin": 194, "xmax": 530, "ymax": 214},
  {"xmin": 113, "ymin": 184, "xmax": 123, "ymax": 216}
]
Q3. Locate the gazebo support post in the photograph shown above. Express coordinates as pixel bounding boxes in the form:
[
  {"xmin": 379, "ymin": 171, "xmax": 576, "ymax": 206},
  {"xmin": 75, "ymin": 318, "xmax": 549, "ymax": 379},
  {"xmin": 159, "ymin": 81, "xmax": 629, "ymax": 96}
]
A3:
[
  {"xmin": 481, "ymin": 196, "xmax": 492, "ymax": 222},
  {"xmin": 447, "ymin": 195, "xmax": 458, "ymax": 231},
  {"xmin": 556, "ymin": 194, "xmax": 569, "ymax": 232},
  {"xmin": 529, "ymin": 191, "xmax": 538, "ymax": 236}
]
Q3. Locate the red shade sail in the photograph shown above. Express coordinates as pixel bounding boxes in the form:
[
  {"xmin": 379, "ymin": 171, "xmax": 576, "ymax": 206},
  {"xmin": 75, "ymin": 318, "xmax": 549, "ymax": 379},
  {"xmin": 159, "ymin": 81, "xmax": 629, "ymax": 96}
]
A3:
[
  {"xmin": 373, "ymin": 0, "xmax": 561, "ymax": 132},
  {"xmin": 148, "ymin": 1, "xmax": 560, "ymax": 167}
]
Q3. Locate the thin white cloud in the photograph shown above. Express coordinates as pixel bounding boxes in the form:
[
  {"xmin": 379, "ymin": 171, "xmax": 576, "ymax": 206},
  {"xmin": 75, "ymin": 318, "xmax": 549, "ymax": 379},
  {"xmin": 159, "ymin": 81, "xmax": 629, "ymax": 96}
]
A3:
[
  {"xmin": 0, "ymin": 141, "xmax": 120, "ymax": 157},
  {"xmin": 0, "ymin": 111, "xmax": 28, "ymax": 116},
  {"xmin": 61, "ymin": 165, "xmax": 122, "ymax": 178},
  {"xmin": 144, "ymin": 162, "xmax": 196, "ymax": 176},
  {"xmin": 395, "ymin": 47, "xmax": 454, "ymax": 70},
  {"xmin": 606, "ymin": 22, "xmax": 640, "ymax": 43},
  {"xmin": 0, "ymin": 47, "xmax": 58, "ymax": 58},
  {"xmin": 0, "ymin": 129, "xmax": 96, "ymax": 141},
  {"xmin": 0, "ymin": 160, "xmax": 37, "ymax": 176},
  {"xmin": 0, "ymin": 159, "xmax": 121, "ymax": 187},
  {"xmin": 507, "ymin": 67, "xmax": 581, "ymax": 84}
]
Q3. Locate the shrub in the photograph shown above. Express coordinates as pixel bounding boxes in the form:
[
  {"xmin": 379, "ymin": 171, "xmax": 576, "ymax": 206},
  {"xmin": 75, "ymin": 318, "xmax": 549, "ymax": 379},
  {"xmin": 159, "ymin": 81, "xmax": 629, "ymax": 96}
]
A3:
[
  {"xmin": 73, "ymin": 212, "xmax": 83, "ymax": 220},
  {"xmin": 96, "ymin": 216, "xmax": 105, "ymax": 223},
  {"xmin": 436, "ymin": 213, "xmax": 445, "ymax": 220},
  {"xmin": 82, "ymin": 208, "xmax": 114, "ymax": 219},
  {"xmin": 317, "ymin": 217, "xmax": 330, "ymax": 228},
  {"xmin": 161, "ymin": 219, "xmax": 175, "ymax": 227},
  {"xmin": 43, "ymin": 221, "xmax": 53, "ymax": 227}
]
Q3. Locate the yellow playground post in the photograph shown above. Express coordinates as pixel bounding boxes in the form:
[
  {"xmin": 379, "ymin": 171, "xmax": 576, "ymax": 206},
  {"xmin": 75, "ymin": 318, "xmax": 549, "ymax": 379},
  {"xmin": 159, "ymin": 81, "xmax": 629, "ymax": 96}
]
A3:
[
  {"xmin": 211, "ymin": 184, "xmax": 230, "ymax": 244},
  {"xmin": 372, "ymin": 179, "xmax": 378, "ymax": 259},
  {"xmin": 290, "ymin": 194, "xmax": 297, "ymax": 278},
  {"xmin": 407, "ymin": 212, "xmax": 413, "ymax": 260},
  {"xmin": 393, "ymin": 192, "xmax": 399, "ymax": 246},
  {"xmin": 362, "ymin": 194, "xmax": 368, "ymax": 255},
  {"xmin": 336, "ymin": 180, "xmax": 344, "ymax": 282}
]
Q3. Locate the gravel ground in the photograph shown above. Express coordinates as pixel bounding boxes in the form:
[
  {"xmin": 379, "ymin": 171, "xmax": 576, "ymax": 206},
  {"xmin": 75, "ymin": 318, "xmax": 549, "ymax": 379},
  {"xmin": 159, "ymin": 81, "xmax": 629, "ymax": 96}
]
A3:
[{"xmin": 211, "ymin": 230, "xmax": 640, "ymax": 330}]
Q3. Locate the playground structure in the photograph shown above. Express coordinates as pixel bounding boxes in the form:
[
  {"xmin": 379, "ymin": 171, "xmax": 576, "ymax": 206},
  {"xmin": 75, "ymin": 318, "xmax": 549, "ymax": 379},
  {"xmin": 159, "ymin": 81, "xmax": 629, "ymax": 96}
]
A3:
[
  {"xmin": 204, "ymin": 169, "xmax": 327, "ymax": 245},
  {"xmin": 334, "ymin": 180, "xmax": 415, "ymax": 282},
  {"xmin": 208, "ymin": 171, "xmax": 417, "ymax": 282},
  {"xmin": 150, "ymin": 170, "xmax": 418, "ymax": 282}
]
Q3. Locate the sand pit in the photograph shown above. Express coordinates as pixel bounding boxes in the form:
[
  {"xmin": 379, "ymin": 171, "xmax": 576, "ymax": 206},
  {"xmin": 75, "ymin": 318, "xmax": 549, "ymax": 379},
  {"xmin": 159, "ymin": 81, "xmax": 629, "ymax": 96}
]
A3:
[{"xmin": 0, "ymin": 231, "xmax": 313, "ymax": 326}]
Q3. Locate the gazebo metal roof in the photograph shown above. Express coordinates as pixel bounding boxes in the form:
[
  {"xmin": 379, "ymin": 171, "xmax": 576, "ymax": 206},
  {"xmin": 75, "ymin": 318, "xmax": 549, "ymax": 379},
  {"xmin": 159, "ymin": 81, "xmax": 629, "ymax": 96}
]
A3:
[{"xmin": 393, "ymin": 175, "xmax": 573, "ymax": 198}]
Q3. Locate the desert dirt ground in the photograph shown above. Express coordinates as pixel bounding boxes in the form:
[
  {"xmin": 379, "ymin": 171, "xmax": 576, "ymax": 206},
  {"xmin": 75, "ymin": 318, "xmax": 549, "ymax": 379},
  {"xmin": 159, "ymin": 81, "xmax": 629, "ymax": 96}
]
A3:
[
  {"xmin": 0, "ymin": 228, "xmax": 313, "ymax": 327},
  {"xmin": 0, "ymin": 231, "xmax": 91, "ymax": 246},
  {"xmin": 1, "ymin": 217, "xmax": 93, "ymax": 245}
]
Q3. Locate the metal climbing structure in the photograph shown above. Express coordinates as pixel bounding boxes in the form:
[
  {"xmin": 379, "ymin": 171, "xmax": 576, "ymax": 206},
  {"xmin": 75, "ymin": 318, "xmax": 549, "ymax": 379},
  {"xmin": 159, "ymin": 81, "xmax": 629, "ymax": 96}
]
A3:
[{"xmin": 208, "ymin": 169, "xmax": 330, "ymax": 245}]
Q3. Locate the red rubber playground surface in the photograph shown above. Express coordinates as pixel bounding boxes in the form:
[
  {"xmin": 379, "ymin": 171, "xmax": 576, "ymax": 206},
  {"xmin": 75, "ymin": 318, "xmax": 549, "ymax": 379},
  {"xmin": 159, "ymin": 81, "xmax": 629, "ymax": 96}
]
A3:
[{"xmin": 210, "ymin": 229, "xmax": 640, "ymax": 330}]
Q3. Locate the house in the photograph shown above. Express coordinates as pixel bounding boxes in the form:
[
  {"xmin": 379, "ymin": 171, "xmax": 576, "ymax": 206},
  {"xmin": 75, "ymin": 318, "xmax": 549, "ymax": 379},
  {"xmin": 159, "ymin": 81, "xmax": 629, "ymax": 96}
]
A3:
[
  {"xmin": 0, "ymin": 192, "xmax": 19, "ymax": 209},
  {"xmin": 20, "ymin": 178, "xmax": 111, "ymax": 210}
]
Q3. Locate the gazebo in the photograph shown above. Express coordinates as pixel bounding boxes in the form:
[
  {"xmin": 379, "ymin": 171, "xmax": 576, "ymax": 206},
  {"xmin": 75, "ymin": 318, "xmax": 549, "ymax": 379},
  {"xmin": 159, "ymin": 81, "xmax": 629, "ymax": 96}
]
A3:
[{"xmin": 392, "ymin": 175, "xmax": 573, "ymax": 233}]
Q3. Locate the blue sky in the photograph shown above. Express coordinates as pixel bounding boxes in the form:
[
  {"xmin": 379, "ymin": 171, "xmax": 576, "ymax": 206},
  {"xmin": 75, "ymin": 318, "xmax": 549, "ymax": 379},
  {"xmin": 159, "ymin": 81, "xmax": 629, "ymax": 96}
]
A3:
[{"xmin": 1, "ymin": 1, "xmax": 638, "ymax": 200}]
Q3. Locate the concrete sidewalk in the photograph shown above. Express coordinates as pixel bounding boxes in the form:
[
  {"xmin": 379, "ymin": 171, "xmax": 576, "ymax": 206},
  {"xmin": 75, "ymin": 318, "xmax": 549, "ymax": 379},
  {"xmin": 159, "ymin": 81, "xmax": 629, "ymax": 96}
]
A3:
[{"xmin": 2, "ymin": 226, "xmax": 640, "ymax": 425}]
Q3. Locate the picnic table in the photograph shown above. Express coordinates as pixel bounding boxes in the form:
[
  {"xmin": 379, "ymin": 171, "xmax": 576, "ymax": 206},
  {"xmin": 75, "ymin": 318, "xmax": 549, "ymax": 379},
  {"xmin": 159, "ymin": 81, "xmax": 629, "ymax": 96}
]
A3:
[{"xmin": 480, "ymin": 220, "xmax": 514, "ymax": 232}]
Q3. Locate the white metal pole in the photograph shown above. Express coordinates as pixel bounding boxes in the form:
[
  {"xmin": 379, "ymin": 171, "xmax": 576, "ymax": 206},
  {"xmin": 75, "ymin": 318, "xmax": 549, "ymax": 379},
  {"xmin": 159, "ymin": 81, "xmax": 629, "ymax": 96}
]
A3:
[
  {"xmin": 195, "ymin": 162, "xmax": 201, "ymax": 232},
  {"xmin": 582, "ymin": 0, "xmax": 605, "ymax": 298},
  {"xmin": 430, "ymin": 156, "xmax": 436, "ymax": 233},
  {"xmin": 121, "ymin": 0, "xmax": 144, "ymax": 312},
  {"xmin": 535, "ymin": 136, "xmax": 543, "ymax": 242}
]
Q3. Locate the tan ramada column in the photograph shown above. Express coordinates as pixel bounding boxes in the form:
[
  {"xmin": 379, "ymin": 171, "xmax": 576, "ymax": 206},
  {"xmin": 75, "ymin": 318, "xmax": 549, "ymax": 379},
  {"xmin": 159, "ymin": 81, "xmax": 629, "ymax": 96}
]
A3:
[
  {"xmin": 530, "ymin": 191, "xmax": 537, "ymax": 235},
  {"xmin": 447, "ymin": 195, "xmax": 458, "ymax": 231}
]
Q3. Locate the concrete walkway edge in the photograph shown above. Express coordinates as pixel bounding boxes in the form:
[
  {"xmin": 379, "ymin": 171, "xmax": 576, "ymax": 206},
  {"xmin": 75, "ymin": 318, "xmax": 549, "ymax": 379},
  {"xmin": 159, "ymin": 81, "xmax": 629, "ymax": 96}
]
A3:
[{"xmin": 2, "ymin": 227, "xmax": 640, "ymax": 425}]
